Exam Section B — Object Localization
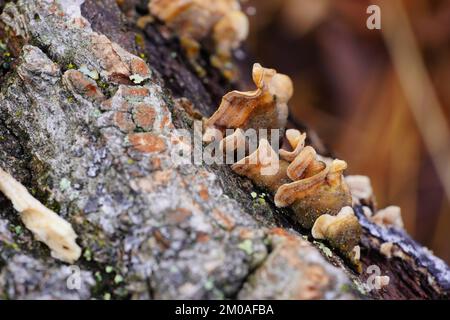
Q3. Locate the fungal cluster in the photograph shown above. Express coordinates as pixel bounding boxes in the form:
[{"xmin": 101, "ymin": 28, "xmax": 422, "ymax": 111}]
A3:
[
  {"xmin": 149, "ymin": 0, "xmax": 249, "ymax": 77},
  {"xmin": 203, "ymin": 63, "xmax": 362, "ymax": 267}
]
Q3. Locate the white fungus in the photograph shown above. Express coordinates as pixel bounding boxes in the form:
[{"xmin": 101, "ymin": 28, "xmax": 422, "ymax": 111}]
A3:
[
  {"xmin": 371, "ymin": 206, "xmax": 404, "ymax": 229},
  {"xmin": 0, "ymin": 167, "xmax": 81, "ymax": 263}
]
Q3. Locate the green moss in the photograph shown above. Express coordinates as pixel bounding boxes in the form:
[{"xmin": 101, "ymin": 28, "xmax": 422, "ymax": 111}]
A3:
[
  {"xmin": 257, "ymin": 198, "xmax": 266, "ymax": 205},
  {"xmin": 135, "ymin": 34, "xmax": 144, "ymax": 48},
  {"xmin": 4, "ymin": 242, "xmax": 20, "ymax": 251},
  {"xmin": 114, "ymin": 274, "xmax": 124, "ymax": 284},
  {"xmin": 59, "ymin": 177, "xmax": 71, "ymax": 191},
  {"xmin": 314, "ymin": 241, "xmax": 333, "ymax": 258},
  {"xmin": 83, "ymin": 248, "xmax": 92, "ymax": 261},
  {"xmin": 91, "ymin": 109, "xmax": 102, "ymax": 118},
  {"xmin": 105, "ymin": 265, "xmax": 114, "ymax": 273},
  {"xmin": 204, "ymin": 279, "xmax": 214, "ymax": 290},
  {"xmin": 238, "ymin": 239, "xmax": 253, "ymax": 255},
  {"xmin": 66, "ymin": 63, "xmax": 77, "ymax": 70},
  {"xmin": 340, "ymin": 283, "xmax": 351, "ymax": 293},
  {"xmin": 352, "ymin": 279, "xmax": 367, "ymax": 295},
  {"xmin": 94, "ymin": 271, "xmax": 102, "ymax": 282},
  {"xmin": 14, "ymin": 225, "xmax": 22, "ymax": 235},
  {"xmin": 67, "ymin": 95, "xmax": 75, "ymax": 103}
]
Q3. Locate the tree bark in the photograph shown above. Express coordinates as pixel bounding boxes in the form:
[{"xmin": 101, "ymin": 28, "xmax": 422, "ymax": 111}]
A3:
[{"xmin": 0, "ymin": 0, "xmax": 448, "ymax": 300}]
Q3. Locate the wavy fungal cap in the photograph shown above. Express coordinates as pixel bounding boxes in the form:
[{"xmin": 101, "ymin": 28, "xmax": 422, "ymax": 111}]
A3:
[
  {"xmin": 275, "ymin": 145, "xmax": 349, "ymax": 208},
  {"xmin": 280, "ymin": 129, "xmax": 307, "ymax": 161},
  {"xmin": 0, "ymin": 168, "xmax": 81, "ymax": 263},
  {"xmin": 204, "ymin": 63, "xmax": 293, "ymax": 138},
  {"xmin": 312, "ymin": 206, "xmax": 362, "ymax": 254},
  {"xmin": 231, "ymin": 139, "xmax": 288, "ymax": 190}
]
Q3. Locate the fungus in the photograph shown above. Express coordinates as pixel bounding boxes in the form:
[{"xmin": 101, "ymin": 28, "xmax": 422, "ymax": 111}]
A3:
[
  {"xmin": 371, "ymin": 206, "xmax": 404, "ymax": 229},
  {"xmin": 204, "ymin": 63, "xmax": 293, "ymax": 141},
  {"xmin": 311, "ymin": 206, "xmax": 362, "ymax": 255},
  {"xmin": 149, "ymin": 0, "xmax": 248, "ymax": 65},
  {"xmin": 218, "ymin": 128, "xmax": 246, "ymax": 155},
  {"xmin": 285, "ymin": 146, "xmax": 318, "ymax": 181},
  {"xmin": 274, "ymin": 161, "xmax": 329, "ymax": 208},
  {"xmin": 0, "ymin": 167, "xmax": 81, "ymax": 263},
  {"xmin": 232, "ymin": 139, "xmax": 288, "ymax": 190},
  {"xmin": 380, "ymin": 242, "xmax": 394, "ymax": 259},
  {"xmin": 274, "ymin": 130, "xmax": 352, "ymax": 229},
  {"xmin": 345, "ymin": 175, "xmax": 376, "ymax": 207},
  {"xmin": 213, "ymin": 10, "xmax": 249, "ymax": 59},
  {"xmin": 229, "ymin": 128, "xmax": 357, "ymax": 259},
  {"xmin": 206, "ymin": 66, "xmax": 360, "ymax": 265},
  {"xmin": 279, "ymin": 129, "xmax": 307, "ymax": 162},
  {"xmin": 362, "ymin": 206, "xmax": 373, "ymax": 218}
]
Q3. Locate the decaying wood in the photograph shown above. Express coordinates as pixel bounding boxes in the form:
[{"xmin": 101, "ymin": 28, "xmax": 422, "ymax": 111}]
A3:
[{"xmin": 0, "ymin": 0, "xmax": 448, "ymax": 300}]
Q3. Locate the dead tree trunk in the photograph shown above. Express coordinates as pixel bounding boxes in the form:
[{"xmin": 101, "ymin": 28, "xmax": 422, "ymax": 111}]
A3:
[{"xmin": 0, "ymin": 0, "xmax": 448, "ymax": 300}]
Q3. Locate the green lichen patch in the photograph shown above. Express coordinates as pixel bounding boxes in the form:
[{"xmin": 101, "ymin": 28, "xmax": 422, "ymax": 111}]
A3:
[
  {"xmin": 314, "ymin": 240, "xmax": 333, "ymax": 258},
  {"xmin": 238, "ymin": 239, "xmax": 253, "ymax": 255}
]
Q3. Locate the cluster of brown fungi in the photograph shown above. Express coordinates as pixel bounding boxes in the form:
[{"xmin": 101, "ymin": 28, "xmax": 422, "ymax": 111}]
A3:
[
  {"xmin": 203, "ymin": 64, "xmax": 362, "ymax": 268},
  {"xmin": 149, "ymin": 0, "xmax": 249, "ymax": 77}
]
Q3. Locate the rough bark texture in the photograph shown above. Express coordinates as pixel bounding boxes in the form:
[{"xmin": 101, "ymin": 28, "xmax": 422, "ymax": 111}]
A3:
[{"xmin": 0, "ymin": 0, "xmax": 448, "ymax": 300}]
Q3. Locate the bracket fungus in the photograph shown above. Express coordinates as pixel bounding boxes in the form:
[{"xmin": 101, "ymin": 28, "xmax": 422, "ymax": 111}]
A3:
[
  {"xmin": 311, "ymin": 206, "xmax": 362, "ymax": 261},
  {"xmin": 345, "ymin": 175, "xmax": 376, "ymax": 207},
  {"xmin": 279, "ymin": 129, "xmax": 307, "ymax": 162},
  {"xmin": 149, "ymin": 0, "xmax": 249, "ymax": 71},
  {"xmin": 274, "ymin": 129, "xmax": 352, "ymax": 229},
  {"xmin": 229, "ymin": 129, "xmax": 358, "ymax": 261},
  {"xmin": 0, "ymin": 168, "xmax": 81, "ymax": 263},
  {"xmin": 371, "ymin": 205, "xmax": 404, "ymax": 229},
  {"xmin": 203, "ymin": 64, "xmax": 361, "ymax": 266},
  {"xmin": 231, "ymin": 139, "xmax": 290, "ymax": 192},
  {"xmin": 204, "ymin": 63, "xmax": 293, "ymax": 142}
]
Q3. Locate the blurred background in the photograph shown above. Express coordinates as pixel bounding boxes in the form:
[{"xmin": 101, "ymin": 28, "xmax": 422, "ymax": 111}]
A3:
[{"xmin": 239, "ymin": 0, "xmax": 450, "ymax": 263}]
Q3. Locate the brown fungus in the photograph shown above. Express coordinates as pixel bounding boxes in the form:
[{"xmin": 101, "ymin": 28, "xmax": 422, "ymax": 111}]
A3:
[
  {"xmin": 229, "ymin": 128, "xmax": 358, "ymax": 261},
  {"xmin": 311, "ymin": 206, "xmax": 362, "ymax": 268},
  {"xmin": 345, "ymin": 175, "xmax": 376, "ymax": 207},
  {"xmin": 274, "ymin": 130, "xmax": 352, "ymax": 229},
  {"xmin": 204, "ymin": 63, "xmax": 293, "ymax": 142},
  {"xmin": 206, "ymin": 65, "xmax": 360, "ymax": 265},
  {"xmin": 279, "ymin": 129, "xmax": 307, "ymax": 162},
  {"xmin": 149, "ymin": 0, "xmax": 248, "ymax": 66},
  {"xmin": 380, "ymin": 242, "xmax": 394, "ymax": 259},
  {"xmin": 231, "ymin": 139, "xmax": 290, "ymax": 193}
]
